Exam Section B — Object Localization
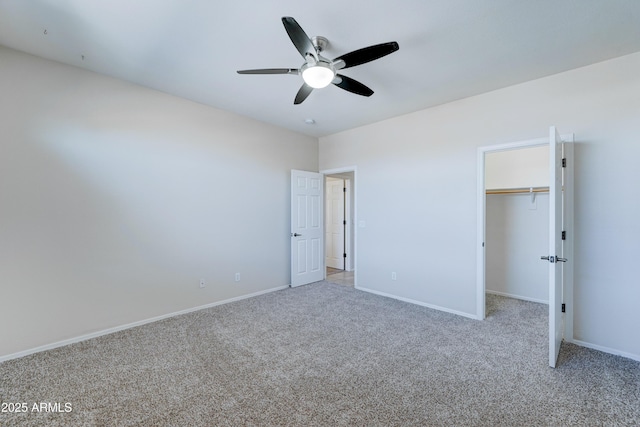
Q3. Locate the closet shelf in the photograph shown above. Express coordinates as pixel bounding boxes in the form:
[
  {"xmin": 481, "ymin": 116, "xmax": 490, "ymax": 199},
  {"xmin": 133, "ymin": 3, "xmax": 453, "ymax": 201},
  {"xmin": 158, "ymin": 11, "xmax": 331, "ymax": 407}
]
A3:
[{"xmin": 486, "ymin": 186, "xmax": 549, "ymax": 195}]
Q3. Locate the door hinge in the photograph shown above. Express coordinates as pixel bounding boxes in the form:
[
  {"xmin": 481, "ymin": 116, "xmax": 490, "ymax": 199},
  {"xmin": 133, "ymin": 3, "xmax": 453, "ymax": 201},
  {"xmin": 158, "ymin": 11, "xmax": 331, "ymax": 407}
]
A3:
[
  {"xmin": 343, "ymin": 187, "xmax": 346, "ymax": 192},
  {"xmin": 343, "ymin": 253, "xmax": 347, "ymax": 258},
  {"xmin": 561, "ymin": 231, "xmax": 566, "ymax": 240},
  {"xmin": 343, "ymin": 220, "xmax": 347, "ymax": 225},
  {"xmin": 562, "ymin": 158, "xmax": 566, "ymax": 168},
  {"xmin": 561, "ymin": 303, "xmax": 566, "ymax": 313}
]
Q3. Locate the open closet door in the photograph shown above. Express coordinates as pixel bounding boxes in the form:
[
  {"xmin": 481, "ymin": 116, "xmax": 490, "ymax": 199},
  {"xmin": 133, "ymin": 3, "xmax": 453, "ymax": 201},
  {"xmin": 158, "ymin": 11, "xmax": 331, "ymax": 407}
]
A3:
[
  {"xmin": 291, "ymin": 170, "xmax": 324, "ymax": 287},
  {"xmin": 547, "ymin": 126, "xmax": 565, "ymax": 368}
]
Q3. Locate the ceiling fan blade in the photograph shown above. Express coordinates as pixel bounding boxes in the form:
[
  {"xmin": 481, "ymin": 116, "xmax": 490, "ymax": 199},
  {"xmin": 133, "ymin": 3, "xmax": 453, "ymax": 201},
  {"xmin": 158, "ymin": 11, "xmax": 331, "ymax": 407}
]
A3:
[
  {"xmin": 333, "ymin": 74, "xmax": 374, "ymax": 97},
  {"xmin": 294, "ymin": 83, "xmax": 314, "ymax": 104},
  {"xmin": 237, "ymin": 68, "xmax": 298, "ymax": 75},
  {"xmin": 333, "ymin": 42, "xmax": 399, "ymax": 70},
  {"xmin": 282, "ymin": 17, "xmax": 317, "ymax": 60}
]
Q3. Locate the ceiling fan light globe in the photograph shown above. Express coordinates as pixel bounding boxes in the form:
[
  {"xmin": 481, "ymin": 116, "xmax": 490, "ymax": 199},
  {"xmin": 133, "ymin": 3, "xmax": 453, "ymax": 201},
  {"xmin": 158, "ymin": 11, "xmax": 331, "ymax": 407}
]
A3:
[{"xmin": 302, "ymin": 63, "xmax": 335, "ymax": 89}]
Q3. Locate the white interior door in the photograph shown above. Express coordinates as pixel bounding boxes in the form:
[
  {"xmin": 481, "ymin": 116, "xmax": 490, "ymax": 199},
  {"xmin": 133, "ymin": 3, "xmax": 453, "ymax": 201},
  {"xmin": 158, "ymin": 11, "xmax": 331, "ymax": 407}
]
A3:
[
  {"xmin": 547, "ymin": 126, "xmax": 565, "ymax": 368},
  {"xmin": 291, "ymin": 170, "xmax": 324, "ymax": 287},
  {"xmin": 325, "ymin": 178, "xmax": 345, "ymax": 270}
]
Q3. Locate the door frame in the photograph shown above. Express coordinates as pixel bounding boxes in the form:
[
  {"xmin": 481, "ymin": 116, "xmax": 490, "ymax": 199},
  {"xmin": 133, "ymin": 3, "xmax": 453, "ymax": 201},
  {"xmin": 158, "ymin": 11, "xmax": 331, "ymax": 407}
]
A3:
[
  {"xmin": 320, "ymin": 166, "xmax": 357, "ymax": 287},
  {"xmin": 476, "ymin": 134, "xmax": 573, "ymax": 344}
]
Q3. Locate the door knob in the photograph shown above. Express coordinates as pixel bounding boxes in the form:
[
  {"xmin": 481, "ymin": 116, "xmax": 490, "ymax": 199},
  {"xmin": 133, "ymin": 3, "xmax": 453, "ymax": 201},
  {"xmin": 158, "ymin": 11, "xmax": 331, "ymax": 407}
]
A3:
[
  {"xmin": 291, "ymin": 233, "xmax": 303, "ymax": 237},
  {"xmin": 540, "ymin": 255, "xmax": 568, "ymax": 263}
]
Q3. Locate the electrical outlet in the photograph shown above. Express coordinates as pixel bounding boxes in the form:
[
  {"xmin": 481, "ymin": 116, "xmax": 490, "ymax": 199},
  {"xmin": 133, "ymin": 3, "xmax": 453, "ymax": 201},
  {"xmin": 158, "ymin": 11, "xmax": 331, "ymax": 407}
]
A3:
[
  {"xmin": 391, "ymin": 272, "xmax": 397, "ymax": 280},
  {"xmin": 199, "ymin": 279, "xmax": 206, "ymax": 288},
  {"xmin": 235, "ymin": 273, "xmax": 241, "ymax": 282}
]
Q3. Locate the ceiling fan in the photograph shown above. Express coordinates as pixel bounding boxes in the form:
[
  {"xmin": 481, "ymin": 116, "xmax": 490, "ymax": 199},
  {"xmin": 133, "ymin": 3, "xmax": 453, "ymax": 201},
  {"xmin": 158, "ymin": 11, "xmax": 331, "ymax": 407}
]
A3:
[{"xmin": 237, "ymin": 17, "xmax": 399, "ymax": 104}]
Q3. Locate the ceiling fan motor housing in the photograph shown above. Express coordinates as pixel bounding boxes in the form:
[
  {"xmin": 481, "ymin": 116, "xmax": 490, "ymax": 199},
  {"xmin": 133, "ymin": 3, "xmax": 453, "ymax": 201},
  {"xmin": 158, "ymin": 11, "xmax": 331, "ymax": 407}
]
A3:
[{"xmin": 311, "ymin": 36, "xmax": 329, "ymax": 53}]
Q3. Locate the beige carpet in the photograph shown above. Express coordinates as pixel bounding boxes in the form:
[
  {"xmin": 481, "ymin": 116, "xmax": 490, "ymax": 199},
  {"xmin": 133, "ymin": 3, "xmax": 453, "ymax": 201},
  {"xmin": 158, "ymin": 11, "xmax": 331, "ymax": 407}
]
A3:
[{"xmin": 1, "ymin": 281, "xmax": 638, "ymax": 426}]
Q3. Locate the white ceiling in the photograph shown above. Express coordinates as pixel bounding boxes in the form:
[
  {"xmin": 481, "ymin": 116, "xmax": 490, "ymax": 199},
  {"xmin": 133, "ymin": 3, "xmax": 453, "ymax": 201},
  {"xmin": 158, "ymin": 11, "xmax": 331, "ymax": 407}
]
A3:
[{"xmin": 1, "ymin": 0, "xmax": 639, "ymax": 137}]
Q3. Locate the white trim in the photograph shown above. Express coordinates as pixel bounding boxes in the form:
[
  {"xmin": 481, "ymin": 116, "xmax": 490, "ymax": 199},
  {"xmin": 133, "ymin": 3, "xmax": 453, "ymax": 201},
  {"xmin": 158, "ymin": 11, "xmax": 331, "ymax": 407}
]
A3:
[
  {"xmin": 569, "ymin": 339, "xmax": 640, "ymax": 362},
  {"xmin": 320, "ymin": 166, "xmax": 358, "ymax": 176},
  {"xmin": 476, "ymin": 148, "xmax": 487, "ymax": 319},
  {"xmin": 479, "ymin": 137, "xmax": 548, "ymax": 153},
  {"xmin": 0, "ymin": 285, "xmax": 288, "ymax": 363},
  {"xmin": 486, "ymin": 290, "xmax": 548, "ymax": 305},
  {"xmin": 344, "ymin": 178, "xmax": 352, "ymax": 272},
  {"xmin": 356, "ymin": 286, "xmax": 479, "ymax": 320},
  {"xmin": 562, "ymin": 139, "xmax": 575, "ymax": 343},
  {"xmin": 320, "ymin": 166, "xmax": 357, "ymax": 287}
]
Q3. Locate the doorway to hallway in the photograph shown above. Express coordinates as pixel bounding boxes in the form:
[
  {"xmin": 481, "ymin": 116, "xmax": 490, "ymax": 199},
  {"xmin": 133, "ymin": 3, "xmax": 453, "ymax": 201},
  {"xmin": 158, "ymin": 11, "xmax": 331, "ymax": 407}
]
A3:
[{"xmin": 322, "ymin": 167, "xmax": 357, "ymax": 287}]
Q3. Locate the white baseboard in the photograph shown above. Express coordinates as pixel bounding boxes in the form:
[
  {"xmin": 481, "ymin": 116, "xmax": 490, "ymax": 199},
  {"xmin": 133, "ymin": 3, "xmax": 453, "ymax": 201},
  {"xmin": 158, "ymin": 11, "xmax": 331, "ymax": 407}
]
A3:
[
  {"xmin": 486, "ymin": 290, "xmax": 548, "ymax": 305},
  {"xmin": 0, "ymin": 285, "xmax": 288, "ymax": 363},
  {"xmin": 355, "ymin": 285, "xmax": 479, "ymax": 320},
  {"xmin": 568, "ymin": 338, "xmax": 640, "ymax": 362}
]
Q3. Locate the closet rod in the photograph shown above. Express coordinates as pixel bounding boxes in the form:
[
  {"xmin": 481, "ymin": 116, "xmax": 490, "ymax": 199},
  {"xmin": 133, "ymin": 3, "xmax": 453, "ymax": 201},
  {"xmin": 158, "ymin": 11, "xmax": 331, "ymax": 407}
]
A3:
[{"xmin": 486, "ymin": 186, "xmax": 549, "ymax": 195}]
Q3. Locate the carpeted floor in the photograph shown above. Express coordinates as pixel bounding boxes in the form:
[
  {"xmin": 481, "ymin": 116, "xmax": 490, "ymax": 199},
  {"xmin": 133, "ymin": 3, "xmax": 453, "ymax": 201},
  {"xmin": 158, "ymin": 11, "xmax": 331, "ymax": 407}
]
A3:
[{"xmin": 1, "ymin": 281, "xmax": 638, "ymax": 426}]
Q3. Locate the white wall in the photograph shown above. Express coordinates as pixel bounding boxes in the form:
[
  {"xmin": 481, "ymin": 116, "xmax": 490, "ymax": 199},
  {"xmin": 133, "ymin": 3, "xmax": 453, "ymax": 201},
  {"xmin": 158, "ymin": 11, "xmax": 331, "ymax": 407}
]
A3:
[
  {"xmin": 0, "ymin": 47, "xmax": 318, "ymax": 359},
  {"xmin": 320, "ymin": 52, "xmax": 640, "ymax": 359},
  {"xmin": 485, "ymin": 145, "xmax": 549, "ymax": 189},
  {"xmin": 486, "ymin": 193, "xmax": 549, "ymax": 302}
]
